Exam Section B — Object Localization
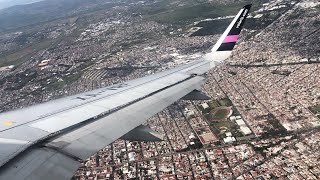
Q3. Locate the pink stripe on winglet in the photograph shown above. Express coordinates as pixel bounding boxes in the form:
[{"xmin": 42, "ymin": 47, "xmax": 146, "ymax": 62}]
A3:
[{"xmin": 223, "ymin": 35, "xmax": 239, "ymax": 43}]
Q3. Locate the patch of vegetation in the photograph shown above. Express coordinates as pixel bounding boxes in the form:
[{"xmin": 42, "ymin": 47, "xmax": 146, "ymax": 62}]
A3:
[
  {"xmin": 272, "ymin": 70, "xmax": 291, "ymax": 76},
  {"xmin": 228, "ymin": 71, "xmax": 237, "ymax": 76},
  {"xmin": 0, "ymin": 0, "xmax": 119, "ymax": 32},
  {"xmin": 0, "ymin": 39, "xmax": 53, "ymax": 67},
  {"xmin": 218, "ymin": 98, "xmax": 233, "ymax": 106},
  {"xmin": 250, "ymin": 137, "xmax": 292, "ymax": 157},
  {"xmin": 200, "ymin": 106, "xmax": 211, "ymax": 114},
  {"xmin": 46, "ymin": 79, "xmax": 65, "ymax": 90},
  {"xmin": 189, "ymin": 139, "xmax": 203, "ymax": 150},
  {"xmin": 213, "ymin": 109, "xmax": 229, "ymax": 119},
  {"xmin": 189, "ymin": 0, "xmax": 271, "ymax": 36},
  {"xmin": 146, "ymin": 1, "xmax": 257, "ymax": 25},
  {"xmin": 131, "ymin": 0, "xmax": 169, "ymax": 16},
  {"xmin": 314, "ymin": 20, "xmax": 320, "ymax": 26},
  {"xmin": 176, "ymin": 147, "xmax": 191, "ymax": 153},
  {"xmin": 4, "ymin": 70, "xmax": 37, "ymax": 90},
  {"xmin": 232, "ymin": 106, "xmax": 241, "ymax": 115},
  {"xmin": 191, "ymin": 19, "xmax": 233, "ymax": 36},
  {"xmin": 260, "ymin": 113, "xmax": 287, "ymax": 138},
  {"xmin": 308, "ymin": 105, "xmax": 320, "ymax": 119},
  {"xmin": 46, "ymin": 72, "xmax": 82, "ymax": 90},
  {"xmin": 187, "ymin": 114, "xmax": 196, "ymax": 120},
  {"xmin": 208, "ymin": 100, "xmax": 220, "ymax": 109},
  {"xmin": 291, "ymin": 22, "xmax": 300, "ymax": 28},
  {"xmin": 204, "ymin": 113, "xmax": 212, "ymax": 121},
  {"xmin": 211, "ymin": 120, "xmax": 235, "ymax": 130},
  {"xmin": 63, "ymin": 73, "xmax": 82, "ymax": 84},
  {"xmin": 117, "ymin": 37, "xmax": 149, "ymax": 50},
  {"xmin": 308, "ymin": 105, "xmax": 320, "ymax": 114},
  {"xmin": 207, "ymin": 98, "xmax": 233, "ymax": 110}
]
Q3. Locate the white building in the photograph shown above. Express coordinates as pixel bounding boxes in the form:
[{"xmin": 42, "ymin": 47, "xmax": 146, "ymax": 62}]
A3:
[
  {"xmin": 236, "ymin": 119, "xmax": 246, "ymax": 127},
  {"xmin": 240, "ymin": 127, "xmax": 252, "ymax": 135},
  {"xmin": 223, "ymin": 136, "xmax": 236, "ymax": 144},
  {"xmin": 201, "ymin": 103, "xmax": 209, "ymax": 110},
  {"xmin": 230, "ymin": 116, "xmax": 236, "ymax": 121}
]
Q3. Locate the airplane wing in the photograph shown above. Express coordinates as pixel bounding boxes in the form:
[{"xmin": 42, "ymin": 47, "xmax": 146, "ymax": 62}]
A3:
[{"xmin": 0, "ymin": 4, "xmax": 251, "ymax": 180}]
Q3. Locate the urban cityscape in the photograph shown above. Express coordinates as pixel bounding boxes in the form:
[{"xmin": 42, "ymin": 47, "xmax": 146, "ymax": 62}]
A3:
[{"xmin": 0, "ymin": 0, "xmax": 319, "ymax": 179}]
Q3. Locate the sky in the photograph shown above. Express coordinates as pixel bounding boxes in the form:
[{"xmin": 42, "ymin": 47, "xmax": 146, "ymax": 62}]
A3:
[{"xmin": 0, "ymin": 0, "xmax": 43, "ymax": 10}]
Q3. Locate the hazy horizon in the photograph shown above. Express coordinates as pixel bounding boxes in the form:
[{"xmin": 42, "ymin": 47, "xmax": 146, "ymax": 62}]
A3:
[{"xmin": 0, "ymin": 0, "xmax": 43, "ymax": 10}]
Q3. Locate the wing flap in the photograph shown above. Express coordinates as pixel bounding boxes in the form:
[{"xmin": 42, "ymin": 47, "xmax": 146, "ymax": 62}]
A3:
[
  {"xmin": 0, "ymin": 148, "xmax": 80, "ymax": 180},
  {"xmin": 29, "ymin": 105, "xmax": 107, "ymax": 133},
  {"xmin": 46, "ymin": 76, "xmax": 205, "ymax": 160}
]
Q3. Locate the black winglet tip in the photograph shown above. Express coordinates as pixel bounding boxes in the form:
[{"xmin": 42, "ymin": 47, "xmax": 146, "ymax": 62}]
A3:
[{"xmin": 244, "ymin": 4, "xmax": 252, "ymax": 9}]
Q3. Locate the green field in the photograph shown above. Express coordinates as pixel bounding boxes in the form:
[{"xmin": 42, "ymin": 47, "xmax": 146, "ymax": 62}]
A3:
[
  {"xmin": 211, "ymin": 107, "xmax": 231, "ymax": 120},
  {"xmin": 213, "ymin": 109, "xmax": 228, "ymax": 119},
  {"xmin": 211, "ymin": 120, "xmax": 235, "ymax": 131},
  {"xmin": 0, "ymin": 39, "xmax": 53, "ymax": 67},
  {"xmin": 207, "ymin": 98, "xmax": 233, "ymax": 110}
]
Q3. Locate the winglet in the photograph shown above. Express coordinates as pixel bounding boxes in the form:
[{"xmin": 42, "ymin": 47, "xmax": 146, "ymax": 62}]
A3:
[{"xmin": 204, "ymin": 4, "xmax": 252, "ymax": 61}]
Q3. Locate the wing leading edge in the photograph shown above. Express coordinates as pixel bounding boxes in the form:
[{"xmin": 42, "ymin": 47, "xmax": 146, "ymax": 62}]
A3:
[{"xmin": 0, "ymin": 4, "xmax": 251, "ymax": 180}]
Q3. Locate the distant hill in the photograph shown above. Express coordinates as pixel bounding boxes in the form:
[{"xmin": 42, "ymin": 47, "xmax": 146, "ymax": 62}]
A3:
[{"xmin": 0, "ymin": 0, "xmax": 120, "ymax": 32}]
